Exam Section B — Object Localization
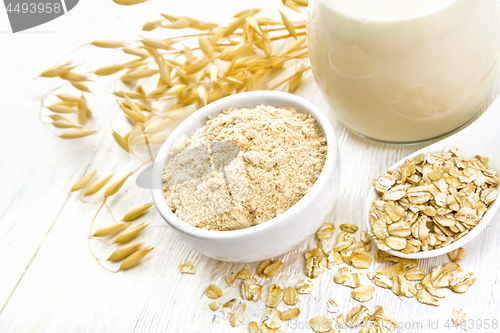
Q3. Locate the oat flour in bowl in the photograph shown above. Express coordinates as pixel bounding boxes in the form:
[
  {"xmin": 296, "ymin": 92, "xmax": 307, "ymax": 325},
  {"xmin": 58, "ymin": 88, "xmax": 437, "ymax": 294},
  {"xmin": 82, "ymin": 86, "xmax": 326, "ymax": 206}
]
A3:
[{"xmin": 163, "ymin": 105, "xmax": 327, "ymax": 231}]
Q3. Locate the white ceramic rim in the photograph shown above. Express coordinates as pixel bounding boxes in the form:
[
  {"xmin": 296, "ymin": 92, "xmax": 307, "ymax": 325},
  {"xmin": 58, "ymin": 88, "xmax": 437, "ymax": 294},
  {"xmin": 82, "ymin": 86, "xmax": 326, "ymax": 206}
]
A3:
[
  {"xmin": 151, "ymin": 91, "xmax": 338, "ymax": 241},
  {"xmin": 365, "ymin": 147, "xmax": 499, "ymax": 259}
]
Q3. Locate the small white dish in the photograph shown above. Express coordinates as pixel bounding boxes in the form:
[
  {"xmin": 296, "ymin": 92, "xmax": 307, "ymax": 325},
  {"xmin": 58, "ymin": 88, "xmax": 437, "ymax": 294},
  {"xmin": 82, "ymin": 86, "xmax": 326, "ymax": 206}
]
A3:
[
  {"xmin": 365, "ymin": 94, "xmax": 500, "ymax": 259},
  {"xmin": 151, "ymin": 91, "xmax": 341, "ymax": 262}
]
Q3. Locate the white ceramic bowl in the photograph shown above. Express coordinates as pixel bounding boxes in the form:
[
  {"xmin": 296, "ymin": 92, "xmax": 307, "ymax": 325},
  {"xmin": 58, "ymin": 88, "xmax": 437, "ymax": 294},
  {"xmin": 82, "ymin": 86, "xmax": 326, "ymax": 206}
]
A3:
[{"xmin": 151, "ymin": 91, "xmax": 341, "ymax": 262}]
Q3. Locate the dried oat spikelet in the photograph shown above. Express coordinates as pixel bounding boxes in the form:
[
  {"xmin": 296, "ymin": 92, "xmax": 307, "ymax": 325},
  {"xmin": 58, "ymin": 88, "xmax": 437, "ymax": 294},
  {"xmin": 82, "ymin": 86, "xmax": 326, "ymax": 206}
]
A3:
[
  {"xmin": 122, "ymin": 202, "xmax": 153, "ymax": 221},
  {"xmin": 111, "ymin": 130, "xmax": 130, "ymax": 153},
  {"xmin": 52, "ymin": 119, "xmax": 82, "ymax": 128},
  {"xmin": 123, "ymin": 46, "xmax": 149, "ymax": 58},
  {"xmin": 91, "ymin": 39, "xmax": 126, "ymax": 48},
  {"xmin": 39, "ymin": 61, "xmax": 74, "ymax": 77},
  {"xmin": 60, "ymin": 72, "xmax": 89, "ymax": 82},
  {"xmin": 119, "ymin": 103, "xmax": 145, "ymax": 123},
  {"xmin": 161, "ymin": 19, "xmax": 190, "ymax": 29},
  {"xmin": 286, "ymin": 36, "xmax": 307, "ymax": 53},
  {"xmin": 95, "ymin": 64, "xmax": 126, "ymax": 76},
  {"xmin": 104, "ymin": 172, "xmax": 132, "ymax": 198},
  {"xmin": 142, "ymin": 37, "xmax": 174, "ymax": 50},
  {"xmin": 284, "ymin": 0, "xmax": 303, "ymax": 13},
  {"xmin": 56, "ymin": 93, "xmax": 80, "ymax": 102},
  {"xmin": 48, "ymin": 104, "xmax": 76, "ymax": 114},
  {"xmin": 119, "ymin": 246, "xmax": 153, "ymax": 270},
  {"xmin": 84, "ymin": 174, "xmax": 113, "ymax": 196},
  {"xmin": 77, "ymin": 96, "xmax": 87, "ymax": 125},
  {"xmin": 113, "ymin": 222, "xmax": 148, "ymax": 244},
  {"xmin": 70, "ymin": 170, "xmax": 96, "ymax": 192},
  {"xmin": 59, "ymin": 129, "xmax": 96, "ymax": 139},
  {"xmin": 186, "ymin": 58, "xmax": 211, "ymax": 75},
  {"xmin": 246, "ymin": 16, "xmax": 262, "ymax": 34},
  {"xmin": 107, "ymin": 242, "xmax": 143, "ymax": 261},
  {"xmin": 72, "ymin": 82, "xmax": 92, "ymax": 93},
  {"xmin": 206, "ymin": 284, "xmax": 223, "ymax": 299},
  {"xmin": 197, "ymin": 85, "xmax": 208, "ymax": 105},
  {"xmin": 142, "ymin": 19, "xmax": 165, "ymax": 31},
  {"xmin": 92, "ymin": 222, "xmax": 128, "ymax": 237},
  {"xmin": 294, "ymin": 0, "xmax": 309, "ymax": 6},
  {"xmin": 278, "ymin": 9, "xmax": 297, "ymax": 38},
  {"xmin": 179, "ymin": 261, "xmax": 195, "ymax": 274},
  {"xmin": 222, "ymin": 15, "xmax": 247, "ymax": 37}
]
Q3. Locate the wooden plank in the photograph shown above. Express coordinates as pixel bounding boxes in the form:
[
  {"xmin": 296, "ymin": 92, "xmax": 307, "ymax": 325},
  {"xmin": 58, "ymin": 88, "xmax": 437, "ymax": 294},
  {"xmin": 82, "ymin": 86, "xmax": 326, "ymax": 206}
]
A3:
[{"xmin": 0, "ymin": 0, "xmax": 499, "ymax": 332}]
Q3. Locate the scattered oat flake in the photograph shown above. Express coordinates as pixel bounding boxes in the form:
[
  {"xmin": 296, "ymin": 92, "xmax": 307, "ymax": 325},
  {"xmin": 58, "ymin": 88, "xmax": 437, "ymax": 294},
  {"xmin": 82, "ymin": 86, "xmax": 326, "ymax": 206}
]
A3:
[
  {"xmin": 257, "ymin": 260, "xmax": 272, "ymax": 277},
  {"xmin": 209, "ymin": 301, "xmax": 220, "ymax": 311},
  {"xmin": 327, "ymin": 299, "xmax": 339, "ymax": 313},
  {"xmin": 225, "ymin": 272, "xmax": 236, "ymax": 286},
  {"xmin": 223, "ymin": 299, "xmax": 237, "ymax": 308},
  {"xmin": 249, "ymin": 321, "xmax": 259, "ymax": 333},
  {"xmin": 284, "ymin": 286, "xmax": 298, "ymax": 305},
  {"xmin": 229, "ymin": 302, "xmax": 246, "ymax": 327},
  {"xmin": 448, "ymin": 248, "xmax": 466, "ymax": 263},
  {"xmin": 352, "ymin": 285, "xmax": 376, "ymax": 302},
  {"xmin": 449, "ymin": 270, "xmax": 476, "ymax": 293},
  {"xmin": 280, "ymin": 308, "xmax": 300, "ymax": 321},
  {"xmin": 452, "ymin": 307, "xmax": 466, "ymax": 326},
  {"xmin": 317, "ymin": 222, "xmax": 335, "ymax": 240},
  {"xmin": 266, "ymin": 284, "xmax": 284, "ymax": 308},
  {"xmin": 264, "ymin": 260, "xmax": 283, "ymax": 277},
  {"xmin": 240, "ymin": 281, "xmax": 262, "ymax": 301},
  {"xmin": 405, "ymin": 267, "xmax": 425, "ymax": 281},
  {"xmin": 236, "ymin": 268, "xmax": 254, "ymax": 281},
  {"xmin": 206, "ymin": 284, "xmax": 222, "ymax": 299},
  {"xmin": 264, "ymin": 309, "xmax": 283, "ymax": 329},
  {"xmin": 351, "ymin": 249, "xmax": 372, "ymax": 269},
  {"xmin": 416, "ymin": 290, "xmax": 439, "ymax": 307},
  {"xmin": 179, "ymin": 261, "xmax": 195, "ymax": 274},
  {"xmin": 340, "ymin": 223, "xmax": 359, "ymax": 234},
  {"xmin": 310, "ymin": 316, "xmax": 332, "ymax": 332},
  {"xmin": 334, "ymin": 267, "xmax": 361, "ymax": 288},
  {"xmin": 295, "ymin": 279, "xmax": 314, "ymax": 294}
]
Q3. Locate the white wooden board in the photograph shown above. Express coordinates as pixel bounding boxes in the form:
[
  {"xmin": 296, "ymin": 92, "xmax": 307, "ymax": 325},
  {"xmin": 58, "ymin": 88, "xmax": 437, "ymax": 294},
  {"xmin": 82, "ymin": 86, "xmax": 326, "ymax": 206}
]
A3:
[{"xmin": 0, "ymin": 1, "xmax": 499, "ymax": 332}]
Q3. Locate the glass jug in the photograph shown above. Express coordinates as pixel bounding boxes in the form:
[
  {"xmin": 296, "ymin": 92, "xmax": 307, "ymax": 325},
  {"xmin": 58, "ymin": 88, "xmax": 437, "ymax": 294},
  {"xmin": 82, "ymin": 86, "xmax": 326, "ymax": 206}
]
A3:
[{"xmin": 308, "ymin": 0, "xmax": 500, "ymax": 142}]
